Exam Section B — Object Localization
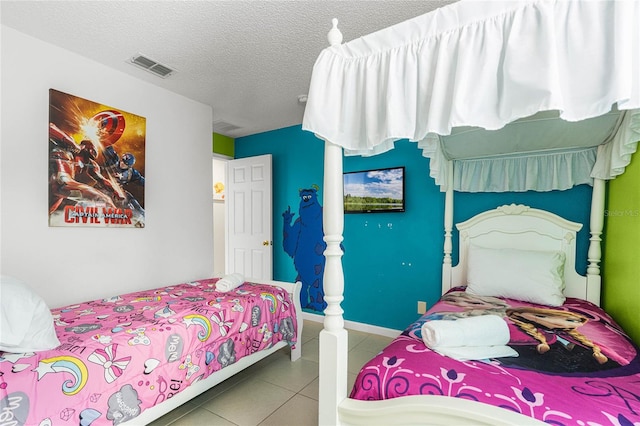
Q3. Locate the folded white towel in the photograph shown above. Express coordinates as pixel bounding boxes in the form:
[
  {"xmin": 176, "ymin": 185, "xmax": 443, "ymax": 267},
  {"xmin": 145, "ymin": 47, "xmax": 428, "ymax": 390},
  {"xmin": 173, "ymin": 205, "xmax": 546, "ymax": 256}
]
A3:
[
  {"xmin": 422, "ymin": 314, "xmax": 509, "ymax": 348},
  {"xmin": 421, "ymin": 314, "xmax": 517, "ymax": 361},
  {"xmin": 215, "ymin": 273, "xmax": 245, "ymax": 292}
]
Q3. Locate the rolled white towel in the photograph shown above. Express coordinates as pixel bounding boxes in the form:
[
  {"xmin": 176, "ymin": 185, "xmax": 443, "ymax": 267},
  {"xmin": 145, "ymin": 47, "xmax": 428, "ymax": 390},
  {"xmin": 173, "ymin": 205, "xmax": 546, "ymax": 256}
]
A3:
[
  {"xmin": 421, "ymin": 314, "xmax": 509, "ymax": 348},
  {"xmin": 215, "ymin": 273, "xmax": 245, "ymax": 292},
  {"xmin": 421, "ymin": 314, "xmax": 517, "ymax": 361}
]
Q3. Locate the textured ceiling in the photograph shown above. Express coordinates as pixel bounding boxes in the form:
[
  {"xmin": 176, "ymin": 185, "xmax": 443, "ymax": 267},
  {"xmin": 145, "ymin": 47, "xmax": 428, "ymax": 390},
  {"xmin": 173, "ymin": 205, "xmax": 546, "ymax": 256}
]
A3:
[{"xmin": 1, "ymin": 0, "xmax": 456, "ymax": 138}]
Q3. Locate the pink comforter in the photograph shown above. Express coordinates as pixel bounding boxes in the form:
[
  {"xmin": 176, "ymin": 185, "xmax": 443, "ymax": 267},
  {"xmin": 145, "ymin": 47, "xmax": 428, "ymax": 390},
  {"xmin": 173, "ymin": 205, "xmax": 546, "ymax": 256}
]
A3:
[
  {"xmin": 350, "ymin": 289, "xmax": 640, "ymax": 425},
  {"xmin": 0, "ymin": 278, "xmax": 298, "ymax": 425}
]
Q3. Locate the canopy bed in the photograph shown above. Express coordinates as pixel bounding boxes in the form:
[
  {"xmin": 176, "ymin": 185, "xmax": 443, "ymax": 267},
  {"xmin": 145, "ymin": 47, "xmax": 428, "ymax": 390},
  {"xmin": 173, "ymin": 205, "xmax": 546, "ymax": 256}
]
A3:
[
  {"xmin": 301, "ymin": 0, "xmax": 640, "ymax": 424},
  {"xmin": 0, "ymin": 276, "xmax": 302, "ymax": 426}
]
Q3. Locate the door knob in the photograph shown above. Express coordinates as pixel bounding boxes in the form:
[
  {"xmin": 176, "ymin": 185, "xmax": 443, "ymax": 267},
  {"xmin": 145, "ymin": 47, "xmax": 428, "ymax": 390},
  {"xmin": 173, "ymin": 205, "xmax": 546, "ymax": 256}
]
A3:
[{"xmin": 263, "ymin": 240, "xmax": 272, "ymax": 246}]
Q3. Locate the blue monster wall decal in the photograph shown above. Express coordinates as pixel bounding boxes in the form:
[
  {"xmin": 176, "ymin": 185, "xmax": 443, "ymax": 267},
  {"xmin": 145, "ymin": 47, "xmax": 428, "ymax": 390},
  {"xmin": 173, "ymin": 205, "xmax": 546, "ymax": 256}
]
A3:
[{"xmin": 282, "ymin": 185, "xmax": 327, "ymax": 312}]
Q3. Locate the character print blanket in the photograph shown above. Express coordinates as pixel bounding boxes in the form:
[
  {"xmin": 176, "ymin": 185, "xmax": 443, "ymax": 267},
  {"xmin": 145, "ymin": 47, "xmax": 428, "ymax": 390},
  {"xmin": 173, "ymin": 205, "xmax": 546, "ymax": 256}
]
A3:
[
  {"xmin": 0, "ymin": 278, "xmax": 297, "ymax": 426},
  {"xmin": 350, "ymin": 288, "xmax": 640, "ymax": 425}
]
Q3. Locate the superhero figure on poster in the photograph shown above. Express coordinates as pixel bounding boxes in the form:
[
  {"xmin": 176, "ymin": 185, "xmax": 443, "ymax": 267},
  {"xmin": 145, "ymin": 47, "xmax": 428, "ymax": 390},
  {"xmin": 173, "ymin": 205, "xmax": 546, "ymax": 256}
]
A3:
[
  {"xmin": 49, "ymin": 123, "xmax": 123, "ymax": 214},
  {"xmin": 103, "ymin": 146, "xmax": 146, "ymax": 222}
]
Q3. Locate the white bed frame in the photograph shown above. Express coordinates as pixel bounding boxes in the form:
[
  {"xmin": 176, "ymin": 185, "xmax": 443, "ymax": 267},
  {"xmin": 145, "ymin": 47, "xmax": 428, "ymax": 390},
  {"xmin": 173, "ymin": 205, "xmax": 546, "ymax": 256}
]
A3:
[
  {"xmin": 125, "ymin": 279, "xmax": 302, "ymax": 425},
  {"xmin": 320, "ymin": 184, "xmax": 605, "ymax": 426},
  {"xmin": 317, "ymin": 23, "xmax": 607, "ymax": 426}
]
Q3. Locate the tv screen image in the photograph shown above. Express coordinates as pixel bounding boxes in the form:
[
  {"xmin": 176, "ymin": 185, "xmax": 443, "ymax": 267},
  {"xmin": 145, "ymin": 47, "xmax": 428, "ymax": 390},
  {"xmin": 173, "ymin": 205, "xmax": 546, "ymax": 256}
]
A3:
[{"xmin": 343, "ymin": 166, "xmax": 405, "ymax": 213}]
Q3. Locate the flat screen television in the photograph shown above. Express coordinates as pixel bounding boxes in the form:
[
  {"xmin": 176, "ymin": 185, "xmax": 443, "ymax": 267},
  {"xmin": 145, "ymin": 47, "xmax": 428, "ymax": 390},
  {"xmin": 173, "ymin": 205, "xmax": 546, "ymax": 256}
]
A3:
[{"xmin": 343, "ymin": 166, "xmax": 405, "ymax": 213}]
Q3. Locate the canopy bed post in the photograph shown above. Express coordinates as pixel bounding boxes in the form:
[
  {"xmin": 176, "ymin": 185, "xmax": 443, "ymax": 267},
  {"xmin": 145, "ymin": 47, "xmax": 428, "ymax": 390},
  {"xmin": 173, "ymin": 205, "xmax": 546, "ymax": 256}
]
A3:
[
  {"xmin": 319, "ymin": 18, "xmax": 348, "ymax": 426},
  {"xmin": 441, "ymin": 160, "xmax": 454, "ymax": 294},
  {"xmin": 587, "ymin": 177, "xmax": 605, "ymax": 305}
]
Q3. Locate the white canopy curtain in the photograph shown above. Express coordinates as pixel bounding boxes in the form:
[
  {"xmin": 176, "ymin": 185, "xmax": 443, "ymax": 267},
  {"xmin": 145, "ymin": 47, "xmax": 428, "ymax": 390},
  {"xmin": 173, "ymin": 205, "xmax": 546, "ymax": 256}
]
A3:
[{"xmin": 302, "ymin": 0, "xmax": 640, "ymax": 192}]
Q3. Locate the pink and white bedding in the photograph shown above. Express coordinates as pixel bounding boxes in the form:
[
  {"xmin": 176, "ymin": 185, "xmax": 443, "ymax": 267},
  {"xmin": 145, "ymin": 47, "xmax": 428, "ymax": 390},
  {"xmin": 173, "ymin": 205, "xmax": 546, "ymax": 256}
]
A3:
[
  {"xmin": 0, "ymin": 278, "xmax": 298, "ymax": 426},
  {"xmin": 350, "ymin": 288, "xmax": 640, "ymax": 425}
]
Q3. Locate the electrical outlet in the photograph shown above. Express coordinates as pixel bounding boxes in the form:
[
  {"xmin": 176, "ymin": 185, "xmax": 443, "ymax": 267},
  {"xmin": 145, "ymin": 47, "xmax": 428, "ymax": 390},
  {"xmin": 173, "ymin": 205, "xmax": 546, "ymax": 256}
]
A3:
[{"xmin": 417, "ymin": 301, "xmax": 427, "ymax": 314}]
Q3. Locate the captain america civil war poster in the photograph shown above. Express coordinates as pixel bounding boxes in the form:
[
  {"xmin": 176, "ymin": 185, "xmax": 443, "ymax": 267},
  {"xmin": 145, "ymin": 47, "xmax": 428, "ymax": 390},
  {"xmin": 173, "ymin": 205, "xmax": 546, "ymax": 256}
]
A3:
[{"xmin": 48, "ymin": 89, "xmax": 146, "ymax": 228}]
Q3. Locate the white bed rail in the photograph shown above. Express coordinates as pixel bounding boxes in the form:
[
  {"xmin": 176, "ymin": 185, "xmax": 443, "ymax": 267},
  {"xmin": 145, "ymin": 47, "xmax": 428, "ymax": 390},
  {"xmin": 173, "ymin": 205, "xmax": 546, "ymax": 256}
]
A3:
[{"xmin": 338, "ymin": 395, "xmax": 543, "ymax": 426}]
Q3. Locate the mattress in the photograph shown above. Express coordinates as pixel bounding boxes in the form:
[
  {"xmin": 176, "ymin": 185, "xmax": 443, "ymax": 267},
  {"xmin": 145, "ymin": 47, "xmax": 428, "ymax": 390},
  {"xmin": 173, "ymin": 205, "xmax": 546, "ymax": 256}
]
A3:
[
  {"xmin": 350, "ymin": 289, "xmax": 640, "ymax": 425},
  {"xmin": 0, "ymin": 278, "xmax": 298, "ymax": 426}
]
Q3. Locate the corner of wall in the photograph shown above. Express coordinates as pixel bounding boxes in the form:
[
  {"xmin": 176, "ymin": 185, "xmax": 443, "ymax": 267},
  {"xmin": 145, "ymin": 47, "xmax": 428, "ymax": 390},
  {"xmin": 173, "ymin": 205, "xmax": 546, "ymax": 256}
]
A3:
[{"xmin": 213, "ymin": 133, "xmax": 235, "ymax": 158}]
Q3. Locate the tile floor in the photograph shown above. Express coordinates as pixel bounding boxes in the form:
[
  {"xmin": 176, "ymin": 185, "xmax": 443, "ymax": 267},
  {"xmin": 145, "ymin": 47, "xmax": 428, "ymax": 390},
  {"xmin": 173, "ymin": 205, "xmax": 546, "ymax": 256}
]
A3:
[{"xmin": 148, "ymin": 320, "xmax": 394, "ymax": 426}]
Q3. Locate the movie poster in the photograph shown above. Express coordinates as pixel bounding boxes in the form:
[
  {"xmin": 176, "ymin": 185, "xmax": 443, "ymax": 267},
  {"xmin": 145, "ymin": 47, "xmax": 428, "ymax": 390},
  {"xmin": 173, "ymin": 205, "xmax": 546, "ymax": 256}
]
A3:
[{"xmin": 48, "ymin": 89, "xmax": 146, "ymax": 228}]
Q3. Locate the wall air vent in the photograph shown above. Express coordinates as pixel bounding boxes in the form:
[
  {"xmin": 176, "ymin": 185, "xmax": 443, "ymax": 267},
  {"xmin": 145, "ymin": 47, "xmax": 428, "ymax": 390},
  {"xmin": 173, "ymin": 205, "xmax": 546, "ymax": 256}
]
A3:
[{"xmin": 130, "ymin": 54, "xmax": 175, "ymax": 78}]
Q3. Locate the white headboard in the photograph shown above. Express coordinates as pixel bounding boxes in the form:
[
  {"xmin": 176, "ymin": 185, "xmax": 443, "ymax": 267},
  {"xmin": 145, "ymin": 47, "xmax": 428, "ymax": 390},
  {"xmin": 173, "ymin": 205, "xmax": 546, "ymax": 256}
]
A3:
[{"xmin": 444, "ymin": 204, "xmax": 601, "ymax": 305}]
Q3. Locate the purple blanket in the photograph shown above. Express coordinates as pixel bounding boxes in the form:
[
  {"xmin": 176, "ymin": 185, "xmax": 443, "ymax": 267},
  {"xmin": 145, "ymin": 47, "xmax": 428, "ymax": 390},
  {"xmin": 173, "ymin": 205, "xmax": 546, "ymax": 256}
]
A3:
[{"xmin": 350, "ymin": 289, "xmax": 640, "ymax": 425}]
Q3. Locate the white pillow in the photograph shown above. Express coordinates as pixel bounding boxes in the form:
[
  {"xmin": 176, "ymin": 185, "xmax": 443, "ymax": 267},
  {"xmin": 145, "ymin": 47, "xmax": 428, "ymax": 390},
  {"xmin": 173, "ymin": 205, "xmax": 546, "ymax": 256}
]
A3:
[
  {"xmin": 466, "ymin": 245, "xmax": 566, "ymax": 306},
  {"xmin": 0, "ymin": 275, "xmax": 60, "ymax": 353}
]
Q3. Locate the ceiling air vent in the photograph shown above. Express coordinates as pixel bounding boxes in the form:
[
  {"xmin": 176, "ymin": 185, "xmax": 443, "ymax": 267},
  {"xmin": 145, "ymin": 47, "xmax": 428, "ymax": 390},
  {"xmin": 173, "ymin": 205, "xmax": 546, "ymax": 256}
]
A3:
[
  {"xmin": 214, "ymin": 120, "xmax": 243, "ymax": 136},
  {"xmin": 130, "ymin": 54, "xmax": 175, "ymax": 78}
]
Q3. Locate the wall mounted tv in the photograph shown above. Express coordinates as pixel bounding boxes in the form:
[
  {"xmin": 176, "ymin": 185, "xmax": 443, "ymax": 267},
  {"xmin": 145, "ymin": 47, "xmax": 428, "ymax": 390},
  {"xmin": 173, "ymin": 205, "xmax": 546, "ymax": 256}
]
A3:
[{"xmin": 343, "ymin": 166, "xmax": 405, "ymax": 213}]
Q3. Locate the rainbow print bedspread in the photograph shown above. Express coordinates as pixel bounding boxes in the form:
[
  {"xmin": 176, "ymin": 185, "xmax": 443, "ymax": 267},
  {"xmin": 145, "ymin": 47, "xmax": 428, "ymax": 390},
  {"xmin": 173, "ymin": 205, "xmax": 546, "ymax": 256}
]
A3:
[
  {"xmin": 0, "ymin": 278, "xmax": 297, "ymax": 425},
  {"xmin": 350, "ymin": 289, "xmax": 640, "ymax": 425}
]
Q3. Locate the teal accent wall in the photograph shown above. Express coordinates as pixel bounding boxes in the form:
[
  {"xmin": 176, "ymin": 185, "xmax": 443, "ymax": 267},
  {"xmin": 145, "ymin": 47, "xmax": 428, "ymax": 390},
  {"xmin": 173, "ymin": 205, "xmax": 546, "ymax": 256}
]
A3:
[{"xmin": 236, "ymin": 125, "xmax": 593, "ymax": 331}]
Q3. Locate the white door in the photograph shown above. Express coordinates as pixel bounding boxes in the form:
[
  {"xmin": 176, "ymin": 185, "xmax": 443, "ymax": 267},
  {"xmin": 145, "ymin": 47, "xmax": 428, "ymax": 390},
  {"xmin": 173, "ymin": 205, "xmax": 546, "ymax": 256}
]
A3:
[{"xmin": 225, "ymin": 154, "xmax": 273, "ymax": 280}]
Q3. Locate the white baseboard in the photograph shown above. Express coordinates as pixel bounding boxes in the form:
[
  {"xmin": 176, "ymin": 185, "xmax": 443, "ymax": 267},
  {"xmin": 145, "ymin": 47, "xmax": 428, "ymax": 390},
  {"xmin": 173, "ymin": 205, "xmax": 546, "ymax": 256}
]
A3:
[{"xmin": 301, "ymin": 312, "xmax": 401, "ymax": 338}]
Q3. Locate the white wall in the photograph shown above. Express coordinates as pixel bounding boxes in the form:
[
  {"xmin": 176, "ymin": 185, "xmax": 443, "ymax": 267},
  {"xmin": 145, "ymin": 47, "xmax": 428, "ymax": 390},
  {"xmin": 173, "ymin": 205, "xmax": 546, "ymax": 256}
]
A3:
[{"xmin": 0, "ymin": 26, "xmax": 215, "ymax": 308}]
